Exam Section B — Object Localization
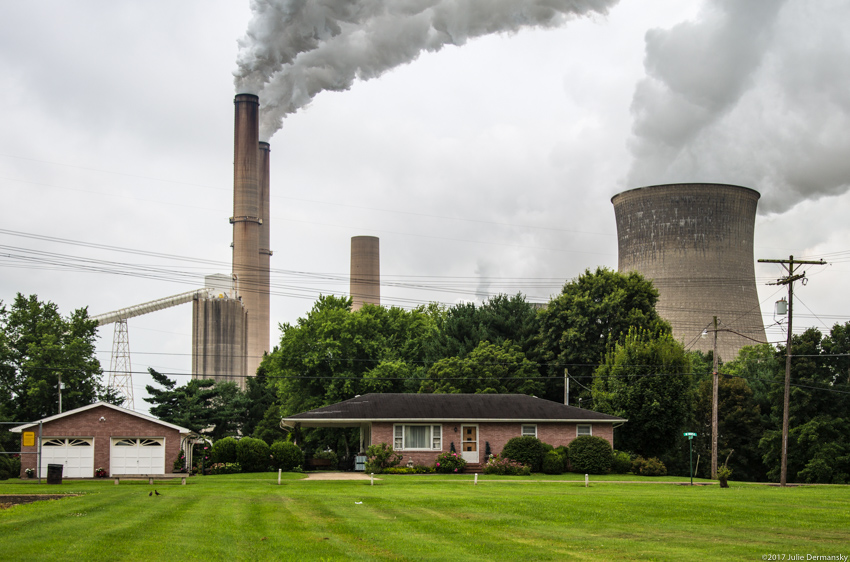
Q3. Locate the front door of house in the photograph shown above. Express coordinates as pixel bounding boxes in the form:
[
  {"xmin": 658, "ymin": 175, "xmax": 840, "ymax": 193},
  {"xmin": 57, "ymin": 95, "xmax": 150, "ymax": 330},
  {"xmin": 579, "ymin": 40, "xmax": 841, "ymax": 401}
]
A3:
[{"xmin": 460, "ymin": 425, "xmax": 478, "ymax": 464}]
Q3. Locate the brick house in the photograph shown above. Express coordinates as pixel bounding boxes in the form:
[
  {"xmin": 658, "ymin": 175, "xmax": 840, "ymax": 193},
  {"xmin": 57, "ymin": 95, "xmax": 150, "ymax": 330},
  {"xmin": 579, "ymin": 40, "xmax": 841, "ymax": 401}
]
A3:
[
  {"xmin": 11, "ymin": 402, "xmax": 192, "ymax": 479},
  {"xmin": 283, "ymin": 393, "xmax": 626, "ymax": 469}
]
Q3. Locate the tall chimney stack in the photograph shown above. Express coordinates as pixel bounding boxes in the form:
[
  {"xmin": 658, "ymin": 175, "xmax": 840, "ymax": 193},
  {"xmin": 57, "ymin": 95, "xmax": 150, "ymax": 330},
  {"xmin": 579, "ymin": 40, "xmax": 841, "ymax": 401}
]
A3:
[
  {"xmin": 231, "ymin": 93, "xmax": 263, "ymax": 376},
  {"xmin": 258, "ymin": 141, "xmax": 271, "ymax": 361},
  {"xmin": 350, "ymin": 236, "xmax": 380, "ymax": 311}
]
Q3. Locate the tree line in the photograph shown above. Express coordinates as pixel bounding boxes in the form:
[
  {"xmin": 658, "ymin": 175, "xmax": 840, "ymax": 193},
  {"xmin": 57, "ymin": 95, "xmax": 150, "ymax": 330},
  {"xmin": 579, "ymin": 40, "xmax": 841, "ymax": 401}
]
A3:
[{"xmin": 3, "ymin": 268, "xmax": 849, "ymax": 483}]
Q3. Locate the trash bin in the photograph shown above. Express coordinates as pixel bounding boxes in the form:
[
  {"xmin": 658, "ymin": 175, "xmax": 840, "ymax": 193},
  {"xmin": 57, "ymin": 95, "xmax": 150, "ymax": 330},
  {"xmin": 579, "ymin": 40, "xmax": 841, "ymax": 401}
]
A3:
[{"xmin": 47, "ymin": 463, "xmax": 63, "ymax": 485}]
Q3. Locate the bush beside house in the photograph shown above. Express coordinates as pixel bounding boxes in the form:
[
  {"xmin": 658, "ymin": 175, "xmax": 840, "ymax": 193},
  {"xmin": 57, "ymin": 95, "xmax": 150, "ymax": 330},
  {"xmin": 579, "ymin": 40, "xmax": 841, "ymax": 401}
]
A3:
[
  {"xmin": 364, "ymin": 443, "xmax": 402, "ymax": 474},
  {"xmin": 568, "ymin": 435, "xmax": 613, "ymax": 474},
  {"xmin": 501, "ymin": 436, "xmax": 547, "ymax": 473}
]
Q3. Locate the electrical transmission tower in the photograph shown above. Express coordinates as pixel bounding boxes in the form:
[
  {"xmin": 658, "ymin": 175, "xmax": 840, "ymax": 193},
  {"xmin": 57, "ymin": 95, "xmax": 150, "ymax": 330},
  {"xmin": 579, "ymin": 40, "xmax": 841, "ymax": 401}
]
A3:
[{"xmin": 108, "ymin": 319, "xmax": 134, "ymax": 410}]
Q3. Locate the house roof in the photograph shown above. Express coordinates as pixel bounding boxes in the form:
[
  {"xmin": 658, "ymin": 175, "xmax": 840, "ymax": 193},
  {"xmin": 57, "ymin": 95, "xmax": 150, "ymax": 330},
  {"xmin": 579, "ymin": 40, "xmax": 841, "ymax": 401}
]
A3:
[
  {"xmin": 9, "ymin": 401, "xmax": 193, "ymax": 434},
  {"xmin": 283, "ymin": 393, "xmax": 626, "ymax": 427}
]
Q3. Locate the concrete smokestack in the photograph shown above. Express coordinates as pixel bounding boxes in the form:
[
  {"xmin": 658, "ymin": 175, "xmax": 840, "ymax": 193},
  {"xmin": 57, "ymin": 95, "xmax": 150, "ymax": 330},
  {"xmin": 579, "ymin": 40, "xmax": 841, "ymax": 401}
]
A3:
[
  {"xmin": 350, "ymin": 236, "xmax": 380, "ymax": 311},
  {"xmin": 231, "ymin": 93, "xmax": 262, "ymax": 376},
  {"xmin": 258, "ymin": 141, "xmax": 271, "ymax": 361},
  {"xmin": 611, "ymin": 183, "xmax": 766, "ymax": 361}
]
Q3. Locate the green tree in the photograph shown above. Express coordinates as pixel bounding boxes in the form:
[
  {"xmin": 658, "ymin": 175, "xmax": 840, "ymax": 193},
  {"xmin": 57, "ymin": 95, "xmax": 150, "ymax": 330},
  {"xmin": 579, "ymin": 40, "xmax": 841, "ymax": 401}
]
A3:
[
  {"xmin": 432, "ymin": 294, "xmax": 541, "ymax": 360},
  {"xmin": 143, "ymin": 369, "xmax": 249, "ymax": 441},
  {"xmin": 538, "ymin": 268, "xmax": 670, "ymax": 404},
  {"xmin": 419, "ymin": 340, "xmax": 542, "ymax": 396},
  {"xmin": 694, "ymin": 375, "xmax": 765, "ymax": 481},
  {"xmin": 760, "ymin": 324, "xmax": 850, "ymax": 483},
  {"xmin": 267, "ymin": 295, "xmax": 439, "ymax": 417},
  {"xmin": 592, "ymin": 329, "xmax": 694, "ymax": 473},
  {"xmin": 242, "ymin": 365, "xmax": 278, "ymax": 440},
  {"xmin": 0, "ymin": 294, "xmax": 112, "ymax": 435},
  {"xmin": 721, "ymin": 344, "xmax": 781, "ymax": 429}
]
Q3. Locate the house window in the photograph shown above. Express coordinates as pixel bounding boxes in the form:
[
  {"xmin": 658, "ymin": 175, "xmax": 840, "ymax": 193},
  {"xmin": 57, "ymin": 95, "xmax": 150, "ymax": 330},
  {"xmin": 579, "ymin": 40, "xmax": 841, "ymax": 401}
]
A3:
[
  {"xmin": 393, "ymin": 425, "xmax": 441, "ymax": 450},
  {"xmin": 577, "ymin": 425, "xmax": 592, "ymax": 437},
  {"xmin": 521, "ymin": 425, "xmax": 537, "ymax": 438}
]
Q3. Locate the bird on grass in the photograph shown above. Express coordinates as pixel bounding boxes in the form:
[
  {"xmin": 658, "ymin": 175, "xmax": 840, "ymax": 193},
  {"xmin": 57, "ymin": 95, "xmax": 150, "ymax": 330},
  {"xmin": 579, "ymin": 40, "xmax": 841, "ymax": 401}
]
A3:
[
  {"xmin": 148, "ymin": 492, "xmax": 152, "ymax": 497},
  {"xmin": 155, "ymin": 490, "xmax": 161, "ymax": 496}
]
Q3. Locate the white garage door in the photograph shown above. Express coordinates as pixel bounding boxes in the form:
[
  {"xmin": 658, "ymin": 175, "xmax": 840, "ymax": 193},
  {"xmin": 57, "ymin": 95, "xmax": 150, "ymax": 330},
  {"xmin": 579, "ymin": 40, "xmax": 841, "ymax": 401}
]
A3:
[
  {"xmin": 40, "ymin": 438, "xmax": 94, "ymax": 478},
  {"xmin": 110, "ymin": 438, "xmax": 166, "ymax": 475}
]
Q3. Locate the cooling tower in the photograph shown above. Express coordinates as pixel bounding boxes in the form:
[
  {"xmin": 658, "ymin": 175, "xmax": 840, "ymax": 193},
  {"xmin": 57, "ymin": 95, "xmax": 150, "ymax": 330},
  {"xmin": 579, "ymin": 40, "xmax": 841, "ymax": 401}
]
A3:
[
  {"xmin": 350, "ymin": 236, "xmax": 380, "ymax": 311},
  {"xmin": 611, "ymin": 183, "xmax": 766, "ymax": 361},
  {"xmin": 231, "ymin": 93, "xmax": 264, "ymax": 376},
  {"xmin": 258, "ymin": 141, "xmax": 271, "ymax": 362},
  {"xmin": 192, "ymin": 276, "xmax": 248, "ymax": 387}
]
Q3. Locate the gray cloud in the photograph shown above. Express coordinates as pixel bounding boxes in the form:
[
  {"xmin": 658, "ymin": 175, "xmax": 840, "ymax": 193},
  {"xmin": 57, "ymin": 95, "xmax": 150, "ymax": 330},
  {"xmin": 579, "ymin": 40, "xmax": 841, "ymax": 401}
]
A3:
[{"xmin": 627, "ymin": 0, "xmax": 850, "ymax": 213}]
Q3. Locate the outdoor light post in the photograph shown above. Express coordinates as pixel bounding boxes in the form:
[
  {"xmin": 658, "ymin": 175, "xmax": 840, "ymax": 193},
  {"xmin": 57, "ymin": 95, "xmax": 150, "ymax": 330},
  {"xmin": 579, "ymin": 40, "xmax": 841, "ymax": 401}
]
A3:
[{"xmin": 684, "ymin": 432, "xmax": 697, "ymax": 485}]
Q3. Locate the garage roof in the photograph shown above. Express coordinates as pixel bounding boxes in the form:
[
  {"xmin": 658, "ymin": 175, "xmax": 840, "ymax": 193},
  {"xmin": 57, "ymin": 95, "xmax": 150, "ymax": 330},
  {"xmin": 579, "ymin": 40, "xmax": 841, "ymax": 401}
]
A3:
[{"xmin": 9, "ymin": 402, "xmax": 192, "ymax": 434}]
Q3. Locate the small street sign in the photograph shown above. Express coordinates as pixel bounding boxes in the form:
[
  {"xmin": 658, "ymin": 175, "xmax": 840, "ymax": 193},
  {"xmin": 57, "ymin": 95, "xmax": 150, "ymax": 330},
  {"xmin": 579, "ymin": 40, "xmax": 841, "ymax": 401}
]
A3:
[{"xmin": 683, "ymin": 432, "xmax": 698, "ymax": 485}]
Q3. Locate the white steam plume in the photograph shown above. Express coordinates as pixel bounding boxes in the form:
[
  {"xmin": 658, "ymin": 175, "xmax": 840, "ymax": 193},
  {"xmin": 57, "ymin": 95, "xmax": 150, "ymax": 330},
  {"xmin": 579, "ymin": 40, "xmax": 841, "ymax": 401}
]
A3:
[
  {"xmin": 234, "ymin": 0, "xmax": 619, "ymax": 141},
  {"xmin": 627, "ymin": 0, "xmax": 850, "ymax": 214}
]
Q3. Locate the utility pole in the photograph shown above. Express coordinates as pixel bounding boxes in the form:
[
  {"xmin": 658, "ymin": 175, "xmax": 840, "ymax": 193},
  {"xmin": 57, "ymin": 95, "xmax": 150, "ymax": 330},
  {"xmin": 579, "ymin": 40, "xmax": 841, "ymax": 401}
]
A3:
[
  {"xmin": 712, "ymin": 316, "xmax": 719, "ymax": 480},
  {"xmin": 564, "ymin": 369, "xmax": 569, "ymax": 405},
  {"xmin": 758, "ymin": 255, "xmax": 826, "ymax": 487}
]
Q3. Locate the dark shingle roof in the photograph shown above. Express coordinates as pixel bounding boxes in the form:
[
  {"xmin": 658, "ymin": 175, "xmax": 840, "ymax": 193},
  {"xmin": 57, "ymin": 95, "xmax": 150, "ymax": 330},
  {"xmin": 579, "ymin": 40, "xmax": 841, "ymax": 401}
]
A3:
[{"xmin": 284, "ymin": 394, "xmax": 625, "ymax": 427}]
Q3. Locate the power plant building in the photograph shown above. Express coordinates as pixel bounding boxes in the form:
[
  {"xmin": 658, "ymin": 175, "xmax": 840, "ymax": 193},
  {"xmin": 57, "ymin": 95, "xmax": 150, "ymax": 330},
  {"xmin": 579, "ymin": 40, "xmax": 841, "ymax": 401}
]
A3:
[
  {"xmin": 192, "ymin": 275, "xmax": 248, "ymax": 385},
  {"xmin": 611, "ymin": 183, "xmax": 766, "ymax": 361}
]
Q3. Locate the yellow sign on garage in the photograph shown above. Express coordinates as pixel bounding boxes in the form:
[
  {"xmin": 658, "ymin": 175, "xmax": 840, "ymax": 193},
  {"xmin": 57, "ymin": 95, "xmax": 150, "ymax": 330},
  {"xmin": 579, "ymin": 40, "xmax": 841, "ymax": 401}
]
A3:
[{"xmin": 23, "ymin": 432, "xmax": 35, "ymax": 447}]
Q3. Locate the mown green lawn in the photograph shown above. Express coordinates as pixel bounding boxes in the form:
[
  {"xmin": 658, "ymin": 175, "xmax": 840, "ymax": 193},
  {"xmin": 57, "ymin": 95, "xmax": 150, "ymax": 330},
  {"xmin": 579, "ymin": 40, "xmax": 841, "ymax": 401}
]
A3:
[{"xmin": 1, "ymin": 473, "xmax": 848, "ymax": 561}]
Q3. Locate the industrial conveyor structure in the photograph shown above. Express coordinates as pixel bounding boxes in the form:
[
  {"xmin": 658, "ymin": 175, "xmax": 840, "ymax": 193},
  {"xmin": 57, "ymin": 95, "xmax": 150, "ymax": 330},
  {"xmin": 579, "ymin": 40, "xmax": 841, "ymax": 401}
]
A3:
[{"xmin": 91, "ymin": 289, "xmax": 211, "ymax": 410}]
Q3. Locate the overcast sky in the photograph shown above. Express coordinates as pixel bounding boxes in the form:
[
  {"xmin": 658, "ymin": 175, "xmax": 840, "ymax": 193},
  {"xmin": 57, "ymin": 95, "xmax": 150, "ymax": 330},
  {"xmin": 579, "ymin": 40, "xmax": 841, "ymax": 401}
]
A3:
[{"xmin": 2, "ymin": 0, "xmax": 848, "ymax": 413}]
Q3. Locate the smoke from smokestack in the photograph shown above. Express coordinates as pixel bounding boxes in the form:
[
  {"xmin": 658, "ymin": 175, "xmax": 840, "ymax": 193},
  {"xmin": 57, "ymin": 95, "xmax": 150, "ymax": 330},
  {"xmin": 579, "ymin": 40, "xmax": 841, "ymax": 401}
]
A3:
[{"xmin": 234, "ymin": 0, "xmax": 619, "ymax": 141}]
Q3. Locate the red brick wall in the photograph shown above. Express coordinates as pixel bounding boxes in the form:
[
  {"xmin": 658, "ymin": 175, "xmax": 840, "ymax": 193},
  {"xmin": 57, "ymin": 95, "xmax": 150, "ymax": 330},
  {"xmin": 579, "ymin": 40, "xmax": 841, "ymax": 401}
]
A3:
[
  {"xmin": 369, "ymin": 421, "xmax": 615, "ymax": 467},
  {"xmin": 18, "ymin": 405, "xmax": 185, "ymax": 478}
]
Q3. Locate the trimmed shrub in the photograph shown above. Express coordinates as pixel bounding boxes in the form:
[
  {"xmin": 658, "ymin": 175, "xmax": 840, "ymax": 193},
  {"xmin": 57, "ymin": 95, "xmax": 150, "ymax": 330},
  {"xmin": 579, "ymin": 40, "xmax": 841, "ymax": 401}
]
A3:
[
  {"xmin": 211, "ymin": 437, "xmax": 238, "ymax": 464},
  {"xmin": 271, "ymin": 440, "xmax": 303, "ymax": 471},
  {"xmin": 364, "ymin": 443, "xmax": 402, "ymax": 474},
  {"xmin": 435, "ymin": 450, "xmax": 467, "ymax": 473},
  {"xmin": 611, "ymin": 450, "xmax": 633, "ymax": 474},
  {"xmin": 542, "ymin": 450, "xmax": 565, "ymax": 475},
  {"xmin": 632, "ymin": 456, "xmax": 667, "ymax": 476},
  {"xmin": 501, "ymin": 436, "xmax": 547, "ymax": 473},
  {"xmin": 483, "ymin": 454, "xmax": 531, "ymax": 476},
  {"xmin": 568, "ymin": 436, "xmax": 613, "ymax": 474},
  {"xmin": 209, "ymin": 462, "xmax": 241, "ymax": 475},
  {"xmin": 236, "ymin": 437, "xmax": 272, "ymax": 473}
]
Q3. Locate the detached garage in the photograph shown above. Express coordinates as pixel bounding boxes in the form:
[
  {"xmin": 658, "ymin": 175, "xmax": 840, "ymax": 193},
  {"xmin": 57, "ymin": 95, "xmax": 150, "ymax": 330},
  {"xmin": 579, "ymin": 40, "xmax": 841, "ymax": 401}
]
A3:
[{"xmin": 12, "ymin": 402, "xmax": 191, "ymax": 479}]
